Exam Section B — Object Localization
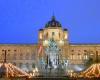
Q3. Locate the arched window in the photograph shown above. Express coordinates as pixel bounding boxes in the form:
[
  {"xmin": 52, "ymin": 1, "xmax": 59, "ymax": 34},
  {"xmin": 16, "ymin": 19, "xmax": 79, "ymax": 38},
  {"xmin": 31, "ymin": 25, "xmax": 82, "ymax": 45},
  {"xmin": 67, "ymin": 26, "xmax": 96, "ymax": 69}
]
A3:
[
  {"xmin": 78, "ymin": 53, "xmax": 81, "ymax": 59},
  {"xmin": 71, "ymin": 54, "xmax": 74, "ymax": 59},
  {"xmin": 84, "ymin": 53, "xmax": 88, "ymax": 60}
]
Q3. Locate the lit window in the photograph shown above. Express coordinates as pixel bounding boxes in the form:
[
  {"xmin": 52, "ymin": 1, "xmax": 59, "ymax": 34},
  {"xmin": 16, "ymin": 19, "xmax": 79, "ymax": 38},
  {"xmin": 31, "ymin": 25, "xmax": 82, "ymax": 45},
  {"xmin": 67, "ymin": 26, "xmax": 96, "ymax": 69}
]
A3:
[
  {"xmin": 43, "ymin": 40, "xmax": 48, "ymax": 46},
  {"xmin": 64, "ymin": 34, "xmax": 68, "ymax": 39},
  {"xmin": 71, "ymin": 54, "xmax": 74, "ymax": 59},
  {"xmin": 59, "ymin": 40, "xmax": 64, "ymax": 45},
  {"xmin": 78, "ymin": 53, "xmax": 81, "ymax": 59},
  {"xmin": 84, "ymin": 53, "xmax": 88, "ymax": 60},
  {"xmin": 40, "ymin": 33, "xmax": 42, "ymax": 39}
]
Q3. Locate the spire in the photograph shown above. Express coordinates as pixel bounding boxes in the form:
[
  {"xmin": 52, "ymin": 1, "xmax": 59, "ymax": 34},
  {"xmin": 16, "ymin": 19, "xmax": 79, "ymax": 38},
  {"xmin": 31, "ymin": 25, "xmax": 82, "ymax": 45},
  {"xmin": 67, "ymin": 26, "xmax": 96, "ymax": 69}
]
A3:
[
  {"xmin": 52, "ymin": 15, "xmax": 55, "ymax": 20},
  {"xmin": 51, "ymin": 13, "xmax": 56, "ymax": 21}
]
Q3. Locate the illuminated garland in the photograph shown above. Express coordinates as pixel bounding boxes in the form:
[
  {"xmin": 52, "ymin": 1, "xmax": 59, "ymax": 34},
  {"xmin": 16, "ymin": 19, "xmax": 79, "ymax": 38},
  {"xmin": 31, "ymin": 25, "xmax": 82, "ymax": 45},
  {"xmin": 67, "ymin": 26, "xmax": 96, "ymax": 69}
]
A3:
[
  {"xmin": 29, "ymin": 67, "xmax": 39, "ymax": 77},
  {"xmin": 0, "ymin": 63, "xmax": 30, "ymax": 78},
  {"xmin": 80, "ymin": 63, "xmax": 100, "ymax": 78}
]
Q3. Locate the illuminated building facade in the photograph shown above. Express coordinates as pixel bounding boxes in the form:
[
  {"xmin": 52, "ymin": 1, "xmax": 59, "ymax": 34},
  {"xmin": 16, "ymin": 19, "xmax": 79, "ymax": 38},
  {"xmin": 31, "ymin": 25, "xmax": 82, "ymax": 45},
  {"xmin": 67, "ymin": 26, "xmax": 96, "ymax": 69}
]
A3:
[{"xmin": 0, "ymin": 16, "xmax": 100, "ymax": 72}]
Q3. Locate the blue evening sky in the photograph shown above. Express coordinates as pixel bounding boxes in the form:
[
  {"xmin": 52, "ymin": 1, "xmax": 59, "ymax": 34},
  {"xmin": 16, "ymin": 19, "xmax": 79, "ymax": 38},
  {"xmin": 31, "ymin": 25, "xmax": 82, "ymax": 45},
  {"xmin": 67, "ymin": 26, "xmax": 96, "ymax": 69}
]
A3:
[{"xmin": 0, "ymin": 0, "xmax": 100, "ymax": 44}]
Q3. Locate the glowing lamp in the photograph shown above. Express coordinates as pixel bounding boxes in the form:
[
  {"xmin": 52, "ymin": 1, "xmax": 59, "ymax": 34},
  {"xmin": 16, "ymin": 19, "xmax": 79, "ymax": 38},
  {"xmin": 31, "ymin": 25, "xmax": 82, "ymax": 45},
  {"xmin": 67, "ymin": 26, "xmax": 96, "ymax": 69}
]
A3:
[
  {"xmin": 39, "ymin": 33, "xmax": 42, "ymax": 39},
  {"xmin": 59, "ymin": 40, "xmax": 64, "ymax": 45},
  {"xmin": 43, "ymin": 40, "xmax": 48, "ymax": 46},
  {"xmin": 64, "ymin": 34, "xmax": 68, "ymax": 39}
]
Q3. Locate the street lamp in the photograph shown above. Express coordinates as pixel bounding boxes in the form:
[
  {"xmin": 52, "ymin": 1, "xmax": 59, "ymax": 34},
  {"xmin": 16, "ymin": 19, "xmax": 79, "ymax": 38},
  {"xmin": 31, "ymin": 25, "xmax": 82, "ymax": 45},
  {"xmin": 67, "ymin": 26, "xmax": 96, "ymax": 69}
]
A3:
[{"xmin": 2, "ymin": 50, "xmax": 7, "ymax": 63}]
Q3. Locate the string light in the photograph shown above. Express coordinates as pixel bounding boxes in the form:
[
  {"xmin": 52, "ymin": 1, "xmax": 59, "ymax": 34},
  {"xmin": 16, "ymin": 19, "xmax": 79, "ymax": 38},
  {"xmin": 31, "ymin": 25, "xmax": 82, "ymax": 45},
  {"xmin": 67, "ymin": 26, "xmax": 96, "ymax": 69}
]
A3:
[
  {"xmin": 0, "ymin": 63, "xmax": 30, "ymax": 78},
  {"xmin": 80, "ymin": 63, "xmax": 100, "ymax": 78}
]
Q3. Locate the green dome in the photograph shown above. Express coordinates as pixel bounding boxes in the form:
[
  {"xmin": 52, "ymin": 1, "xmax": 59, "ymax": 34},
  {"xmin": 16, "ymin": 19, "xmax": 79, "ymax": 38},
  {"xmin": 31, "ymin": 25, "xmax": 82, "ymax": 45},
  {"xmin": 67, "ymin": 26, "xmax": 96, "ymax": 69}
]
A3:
[{"xmin": 45, "ymin": 16, "xmax": 62, "ymax": 28}]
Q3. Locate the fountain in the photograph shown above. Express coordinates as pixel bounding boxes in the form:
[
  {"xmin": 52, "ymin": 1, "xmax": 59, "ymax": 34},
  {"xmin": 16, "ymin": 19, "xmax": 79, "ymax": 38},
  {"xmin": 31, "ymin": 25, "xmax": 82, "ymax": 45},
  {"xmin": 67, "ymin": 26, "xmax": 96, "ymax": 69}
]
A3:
[{"xmin": 38, "ymin": 39, "xmax": 68, "ymax": 77}]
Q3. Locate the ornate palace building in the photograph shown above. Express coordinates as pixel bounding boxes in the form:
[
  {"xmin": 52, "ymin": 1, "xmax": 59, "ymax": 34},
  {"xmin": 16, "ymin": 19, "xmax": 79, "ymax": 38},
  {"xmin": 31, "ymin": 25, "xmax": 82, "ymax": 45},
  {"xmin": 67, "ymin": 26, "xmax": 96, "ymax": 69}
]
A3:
[{"xmin": 0, "ymin": 16, "xmax": 100, "ymax": 72}]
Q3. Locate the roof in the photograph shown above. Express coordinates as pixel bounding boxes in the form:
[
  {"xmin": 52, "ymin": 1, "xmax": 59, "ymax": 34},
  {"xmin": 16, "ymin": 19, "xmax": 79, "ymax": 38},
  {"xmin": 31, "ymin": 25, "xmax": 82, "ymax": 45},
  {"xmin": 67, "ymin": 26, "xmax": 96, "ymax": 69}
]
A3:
[{"xmin": 45, "ymin": 16, "xmax": 62, "ymax": 28}]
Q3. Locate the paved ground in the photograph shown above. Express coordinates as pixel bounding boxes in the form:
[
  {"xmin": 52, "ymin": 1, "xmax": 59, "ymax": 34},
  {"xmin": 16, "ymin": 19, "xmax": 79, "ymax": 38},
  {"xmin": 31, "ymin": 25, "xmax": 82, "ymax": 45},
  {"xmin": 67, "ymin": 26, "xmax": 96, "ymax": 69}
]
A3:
[
  {"xmin": 1, "ymin": 77, "xmax": 100, "ymax": 80},
  {"xmin": 30, "ymin": 77, "xmax": 69, "ymax": 80}
]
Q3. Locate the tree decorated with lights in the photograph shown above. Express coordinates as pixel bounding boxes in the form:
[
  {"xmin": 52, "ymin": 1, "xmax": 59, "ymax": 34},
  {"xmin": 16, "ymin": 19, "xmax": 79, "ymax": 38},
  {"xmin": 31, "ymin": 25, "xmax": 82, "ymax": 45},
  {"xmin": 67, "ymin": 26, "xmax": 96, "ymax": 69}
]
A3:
[
  {"xmin": 43, "ymin": 38, "xmax": 68, "ymax": 76},
  {"xmin": 45, "ymin": 38, "xmax": 61, "ymax": 69}
]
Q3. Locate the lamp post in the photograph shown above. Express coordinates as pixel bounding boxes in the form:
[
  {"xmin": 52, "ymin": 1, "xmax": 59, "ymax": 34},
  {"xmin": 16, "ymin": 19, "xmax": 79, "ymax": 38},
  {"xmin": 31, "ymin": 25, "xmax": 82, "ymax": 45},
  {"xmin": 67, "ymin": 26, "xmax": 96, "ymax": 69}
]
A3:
[
  {"xmin": 95, "ymin": 51, "xmax": 99, "ymax": 63},
  {"xmin": 1, "ymin": 50, "xmax": 8, "ymax": 80},
  {"xmin": 2, "ymin": 50, "xmax": 7, "ymax": 63}
]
